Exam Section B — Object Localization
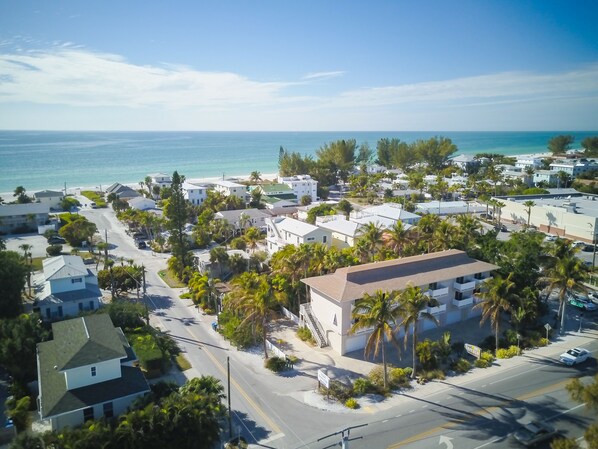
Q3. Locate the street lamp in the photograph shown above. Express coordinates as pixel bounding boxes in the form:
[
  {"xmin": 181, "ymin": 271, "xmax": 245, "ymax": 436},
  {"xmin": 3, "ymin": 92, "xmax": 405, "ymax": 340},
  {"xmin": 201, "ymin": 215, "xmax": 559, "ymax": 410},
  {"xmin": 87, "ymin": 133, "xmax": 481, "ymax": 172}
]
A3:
[
  {"xmin": 516, "ymin": 333, "xmax": 522, "ymax": 350},
  {"xmin": 578, "ymin": 312, "xmax": 584, "ymax": 333}
]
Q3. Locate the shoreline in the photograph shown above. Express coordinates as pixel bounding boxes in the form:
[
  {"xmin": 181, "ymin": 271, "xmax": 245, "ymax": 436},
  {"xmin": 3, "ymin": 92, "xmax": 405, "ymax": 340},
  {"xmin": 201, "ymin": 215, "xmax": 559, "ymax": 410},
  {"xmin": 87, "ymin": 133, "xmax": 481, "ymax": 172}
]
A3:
[{"xmin": 0, "ymin": 151, "xmax": 559, "ymax": 199}]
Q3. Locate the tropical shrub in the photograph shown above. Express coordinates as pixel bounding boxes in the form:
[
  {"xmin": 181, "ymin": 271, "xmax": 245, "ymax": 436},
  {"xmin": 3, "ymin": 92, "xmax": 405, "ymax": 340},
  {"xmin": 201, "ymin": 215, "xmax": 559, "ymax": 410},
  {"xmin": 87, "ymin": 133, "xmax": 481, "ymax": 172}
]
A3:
[
  {"xmin": 474, "ymin": 351, "xmax": 495, "ymax": 368},
  {"xmin": 229, "ymin": 237, "xmax": 247, "ymax": 250},
  {"xmin": 297, "ymin": 326, "xmax": 315, "ymax": 344},
  {"xmin": 46, "ymin": 245, "xmax": 62, "ymax": 256},
  {"xmin": 416, "ymin": 339, "xmax": 438, "ymax": 370},
  {"xmin": 322, "ymin": 380, "xmax": 352, "ymax": 402},
  {"xmin": 218, "ymin": 310, "xmax": 256, "ymax": 349},
  {"xmin": 264, "ymin": 356, "xmax": 287, "ymax": 373},
  {"xmin": 388, "ymin": 367, "xmax": 411, "ymax": 388},
  {"xmin": 417, "ymin": 369, "xmax": 445, "ymax": 384},
  {"xmin": 451, "ymin": 358, "xmax": 471, "ymax": 373},
  {"xmin": 352, "ymin": 377, "xmax": 377, "ymax": 396},
  {"xmin": 496, "ymin": 345, "xmax": 521, "ymax": 359},
  {"xmin": 345, "ymin": 398, "xmax": 359, "ymax": 409}
]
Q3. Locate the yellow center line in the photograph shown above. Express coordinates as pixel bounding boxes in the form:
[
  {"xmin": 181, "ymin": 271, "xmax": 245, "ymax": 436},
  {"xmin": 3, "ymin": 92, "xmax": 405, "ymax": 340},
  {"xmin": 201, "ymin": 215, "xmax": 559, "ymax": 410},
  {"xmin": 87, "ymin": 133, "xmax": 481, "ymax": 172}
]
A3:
[
  {"xmin": 387, "ymin": 378, "xmax": 572, "ymax": 448},
  {"xmin": 185, "ymin": 327, "xmax": 283, "ymax": 435}
]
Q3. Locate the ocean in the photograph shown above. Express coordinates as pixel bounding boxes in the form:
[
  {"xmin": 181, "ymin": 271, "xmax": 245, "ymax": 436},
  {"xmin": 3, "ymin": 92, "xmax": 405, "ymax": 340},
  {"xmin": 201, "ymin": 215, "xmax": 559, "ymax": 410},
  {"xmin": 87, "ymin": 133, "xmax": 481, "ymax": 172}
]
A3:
[{"xmin": 0, "ymin": 130, "xmax": 596, "ymax": 194}]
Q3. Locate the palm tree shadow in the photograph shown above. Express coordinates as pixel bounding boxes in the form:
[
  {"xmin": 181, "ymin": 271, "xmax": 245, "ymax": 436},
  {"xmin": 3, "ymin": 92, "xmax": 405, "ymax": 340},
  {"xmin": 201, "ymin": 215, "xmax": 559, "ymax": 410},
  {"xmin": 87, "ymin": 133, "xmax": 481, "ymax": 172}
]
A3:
[{"xmin": 230, "ymin": 410, "xmax": 274, "ymax": 447}]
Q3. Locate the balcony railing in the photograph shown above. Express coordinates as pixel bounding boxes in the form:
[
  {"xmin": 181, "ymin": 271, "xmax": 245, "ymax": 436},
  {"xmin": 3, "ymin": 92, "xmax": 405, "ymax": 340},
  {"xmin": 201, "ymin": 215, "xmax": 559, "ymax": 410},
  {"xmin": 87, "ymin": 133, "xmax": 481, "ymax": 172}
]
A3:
[
  {"xmin": 452, "ymin": 296, "xmax": 474, "ymax": 308},
  {"xmin": 427, "ymin": 286, "xmax": 449, "ymax": 298},
  {"xmin": 474, "ymin": 276, "xmax": 490, "ymax": 285},
  {"xmin": 454, "ymin": 279, "xmax": 476, "ymax": 291},
  {"xmin": 425, "ymin": 303, "xmax": 447, "ymax": 315}
]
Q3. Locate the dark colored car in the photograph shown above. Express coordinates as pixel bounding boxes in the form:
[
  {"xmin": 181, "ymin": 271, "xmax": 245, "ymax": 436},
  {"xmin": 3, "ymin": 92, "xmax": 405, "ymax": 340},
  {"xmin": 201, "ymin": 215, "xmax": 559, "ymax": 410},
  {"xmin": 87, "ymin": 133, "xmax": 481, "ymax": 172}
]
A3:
[
  {"xmin": 48, "ymin": 236, "xmax": 66, "ymax": 244},
  {"xmin": 136, "ymin": 240, "xmax": 147, "ymax": 249},
  {"xmin": 513, "ymin": 421, "xmax": 558, "ymax": 447}
]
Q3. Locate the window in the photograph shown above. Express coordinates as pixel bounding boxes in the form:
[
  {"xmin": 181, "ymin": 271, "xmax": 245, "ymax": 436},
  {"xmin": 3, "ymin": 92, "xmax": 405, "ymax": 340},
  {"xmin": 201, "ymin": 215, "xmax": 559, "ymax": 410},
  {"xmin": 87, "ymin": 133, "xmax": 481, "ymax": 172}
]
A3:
[
  {"xmin": 430, "ymin": 282, "xmax": 437, "ymax": 290},
  {"xmin": 91, "ymin": 366, "xmax": 97, "ymax": 377},
  {"xmin": 78, "ymin": 303, "xmax": 83, "ymax": 311},
  {"xmin": 455, "ymin": 291, "xmax": 463, "ymax": 300},
  {"xmin": 89, "ymin": 301, "xmax": 95, "ymax": 311},
  {"xmin": 71, "ymin": 278, "xmax": 83, "ymax": 284},
  {"xmin": 58, "ymin": 306, "xmax": 63, "ymax": 317},
  {"xmin": 46, "ymin": 308, "xmax": 51, "ymax": 319},
  {"xmin": 322, "ymin": 236, "xmax": 327, "ymax": 243},
  {"xmin": 83, "ymin": 407, "xmax": 94, "ymax": 421},
  {"xmin": 103, "ymin": 402, "xmax": 114, "ymax": 419}
]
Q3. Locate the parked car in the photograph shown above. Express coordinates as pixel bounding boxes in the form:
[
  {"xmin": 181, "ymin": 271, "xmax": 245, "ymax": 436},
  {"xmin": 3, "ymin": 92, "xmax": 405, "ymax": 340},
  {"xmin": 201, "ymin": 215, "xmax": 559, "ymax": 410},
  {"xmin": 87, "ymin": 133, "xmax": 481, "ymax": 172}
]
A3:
[
  {"xmin": 559, "ymin": 347, "xmax": 591, "ymax": 366},
  {"xmin": 568, "ymin": 295, "xmax": 598, "ymax": 311},
  {"xmin": 47, "ymin": 235, "xmax": 66, "ymax": 244},
  {"xmin": 583, "ymin": 244, "xmax": 595, "ymax": 252},
  {"xmin": 513, "ymin": 421, "xmax": 558, "ymax": 447},
  {"xmin": 588, "ymin": 291, "xmax": 598, "ymax": 305},
  {"xmin": 544, "ymin": 235, "xmax": 556, "ymax": 242},
  {"xmin": 136, "ymin": 240, "xmax": 147, "ymax": 249}
]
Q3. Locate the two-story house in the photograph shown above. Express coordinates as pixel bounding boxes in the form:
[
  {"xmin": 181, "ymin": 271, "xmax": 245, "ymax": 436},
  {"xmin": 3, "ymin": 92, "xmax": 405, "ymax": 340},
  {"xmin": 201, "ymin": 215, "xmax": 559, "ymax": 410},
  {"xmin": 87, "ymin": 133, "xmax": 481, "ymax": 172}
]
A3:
[
  {"xmin": 277, "ymin": 175, "xmax": 318, "ymax": 202},
  {"xmin": 213, "ymin": 180, "xmax": 248, "ymax": 202},
  {"xmin": 214, "ymin": 208, "xmax": 270, "ymax": 233},
  {"xmin": 265, "ymin": 217, "xmax": 331, "ymax": 254},
  {"xmin": 182, "ymin": 181, "xmax": 208, "ymax": 205},
  {"xmin": 35, "ymin": 255, "xmax": 102, "ymax": 321},
  {"xmin": 0, "ymin": 203, "xmax": 50, "ymax": 234},
  {"xmin": 301, "ymin": 249, "xmax": 498, "ymax": 355},
  {"xmin": 148, "ymin": 173, "xmax": 172, "ymax": 188},
  {"xmin": 34, "ymin": 190, "xmax": 65, "ymax": 209},
  {"xmin": 37, "ymin": 314, "xmax": 150, "ymax": 430}
]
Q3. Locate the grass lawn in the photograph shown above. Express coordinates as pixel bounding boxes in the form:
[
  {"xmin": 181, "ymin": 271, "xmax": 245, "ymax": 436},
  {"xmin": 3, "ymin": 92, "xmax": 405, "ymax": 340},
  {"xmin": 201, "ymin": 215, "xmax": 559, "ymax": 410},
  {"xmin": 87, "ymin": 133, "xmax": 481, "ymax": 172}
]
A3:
[
  {"xmin": 174, "ymin": 354, "xmax": 192, "ymax": 371},
  {"xmin": 81, "ymin": 190, "xmax": 107, "ymax": 208},
  {"xmin": 158, "ymin": 269, "xmax": 186, "ymax": 288},
  {"xmin": 31, "ymin": 257, "xmax": 45, "ymax": 272}
]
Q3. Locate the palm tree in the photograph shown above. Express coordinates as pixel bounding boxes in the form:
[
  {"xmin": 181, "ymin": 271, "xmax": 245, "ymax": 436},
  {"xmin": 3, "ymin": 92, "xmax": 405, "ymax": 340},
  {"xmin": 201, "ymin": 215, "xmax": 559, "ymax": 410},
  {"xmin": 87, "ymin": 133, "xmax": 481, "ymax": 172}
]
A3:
[
  {"xmin": 433, "ymin": 219, "xmax": 457, "ymax": 251},
  {"xmin": 397, "ymin": 284, "xmax": 439, "ymax": 378},
  {"xmin": 539, "ymin": 255, "xmax": 588, "ymax": 334},
  {"xmin": 357, "ymin": 222, "xmax": 384, "ymax": 260},
  {"xmin": 455, "ymin": 214, "xmax": 482, "ymax": 251},
  {"xmin": 19, "ymin": 243, "xmax": 33, "ymax": 296},
  {"xmin": 349, "ymin": 290, "xmax": 402, "ymax": 388},
  {"xmin": 249, "ymin": 171, "xmax": 262, "ymax": 183},
  {"xmin": 383, "ymin": 221, "xmax": 411, "ymax": 257},
  {"xmin": 474, "ymin": 274, "xmax": 517, "ymax": 352},
  {"xmin": 494, "ymin": 200, "xmax": 506, "ymax": 227},
  {"xmin": 244, "ymin": 227, "xmax": 262, "ymax": 253},
  {"xmin": 228, "ymin": 273, "xmax": 285, "ymax": 359},
  {"xmin": 415, "ymin": 214, "xmax": 440, "ymax": 253},
  {"xmin": 523, "ymin": 200, "xmax": 535, "ymax": 228}
]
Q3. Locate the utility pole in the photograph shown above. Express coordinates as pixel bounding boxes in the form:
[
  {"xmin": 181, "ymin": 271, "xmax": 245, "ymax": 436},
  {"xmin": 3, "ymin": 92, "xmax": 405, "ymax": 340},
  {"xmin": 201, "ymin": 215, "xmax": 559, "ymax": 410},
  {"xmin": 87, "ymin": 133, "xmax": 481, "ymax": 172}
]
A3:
[
  {"xmin": 227, "ymin": 357, "xmax": 232, "ymax": 439},
  {"xmin": 317, "ymin": 424, "xmax": 368, "ymax": 449}
]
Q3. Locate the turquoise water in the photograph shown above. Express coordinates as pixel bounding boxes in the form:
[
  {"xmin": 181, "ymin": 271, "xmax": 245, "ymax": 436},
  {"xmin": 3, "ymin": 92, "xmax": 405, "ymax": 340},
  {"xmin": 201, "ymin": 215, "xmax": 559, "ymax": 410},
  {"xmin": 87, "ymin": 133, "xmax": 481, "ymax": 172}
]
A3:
[{"xmin": 0, "ymin": 130, "xmax": 596, "ymax": 193}]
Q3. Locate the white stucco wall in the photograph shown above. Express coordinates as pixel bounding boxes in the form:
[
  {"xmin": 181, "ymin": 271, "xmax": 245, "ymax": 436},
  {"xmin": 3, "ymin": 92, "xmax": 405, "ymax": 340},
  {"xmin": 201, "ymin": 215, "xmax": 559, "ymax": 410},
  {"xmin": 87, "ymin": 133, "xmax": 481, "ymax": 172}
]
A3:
[{"xmin": 50, "ymin": 277, "xmax": 87, "ymax": 294}]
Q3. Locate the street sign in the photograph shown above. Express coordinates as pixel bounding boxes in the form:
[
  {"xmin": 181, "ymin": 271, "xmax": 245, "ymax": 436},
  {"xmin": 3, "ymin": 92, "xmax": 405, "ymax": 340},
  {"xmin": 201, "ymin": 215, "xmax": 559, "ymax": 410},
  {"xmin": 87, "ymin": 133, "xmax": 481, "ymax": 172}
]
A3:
[
  {"xmin": 544, "ymin": 323, "xmax": 552, "ymax": 331},
  {"xmin": 317, "ymin": 369, "xmax": 330, "ymax": 388},
  {"xmin": 464, "ymin": 343, "xmax": 482, "ymax": 359}
]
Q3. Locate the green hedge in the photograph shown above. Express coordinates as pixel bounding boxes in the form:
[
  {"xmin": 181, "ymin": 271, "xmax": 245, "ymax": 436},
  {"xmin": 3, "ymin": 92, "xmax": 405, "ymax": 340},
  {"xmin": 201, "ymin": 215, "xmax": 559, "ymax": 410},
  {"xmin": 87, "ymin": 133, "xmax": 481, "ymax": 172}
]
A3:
[{"xmin": 81, "ymin": 190, "xmax": 107, "ymax": 207}]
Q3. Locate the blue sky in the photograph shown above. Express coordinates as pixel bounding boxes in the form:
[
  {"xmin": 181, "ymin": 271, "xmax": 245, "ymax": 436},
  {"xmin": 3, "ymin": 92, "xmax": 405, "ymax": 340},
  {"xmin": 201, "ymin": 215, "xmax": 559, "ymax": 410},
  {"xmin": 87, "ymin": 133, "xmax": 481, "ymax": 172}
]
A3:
[{"xmin": 0, "ymin": 0, "xmax": 597, "ymax": 131}]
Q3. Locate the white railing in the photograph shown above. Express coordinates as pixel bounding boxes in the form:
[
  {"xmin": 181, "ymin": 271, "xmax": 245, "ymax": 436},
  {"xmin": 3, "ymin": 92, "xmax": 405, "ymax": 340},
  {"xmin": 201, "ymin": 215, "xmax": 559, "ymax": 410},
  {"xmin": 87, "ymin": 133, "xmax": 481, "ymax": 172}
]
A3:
[
  {"xmin": 281, "ymin": 306, "xmax": 300, "ymax": 324},
  {"xmin": 454, "ymin": 280, "xmax": 476, "ymax": 291},
  {"xmin": 452, "ymin": 296, "xmax": 474, "ymax": 307},
  {"xmin": 265, "ymin": 339, "xmax": 286, "ymax": 359},
  {"xmin": 474, "ymin": 276, "xmax": 490, "ymax": 286},
  {"xmin": 427, "ymin": 286, "xmax": 449, "ymax": 298},
  {"xmin": 425, "ymin": 303, "xmax": 447, "ymax": 314}
]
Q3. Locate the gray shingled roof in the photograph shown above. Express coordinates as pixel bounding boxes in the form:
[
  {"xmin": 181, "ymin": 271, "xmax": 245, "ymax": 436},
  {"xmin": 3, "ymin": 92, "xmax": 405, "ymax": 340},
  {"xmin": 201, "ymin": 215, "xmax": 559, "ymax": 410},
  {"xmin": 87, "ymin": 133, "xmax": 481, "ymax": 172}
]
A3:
[
  {"xmin": 43, "ymin": 256, "xmax": 88, "ymax": 281},
  {"xmin": 51, "ymin": 315, "xmax": 128, "ymax": 370},
  {"xmin": 302, "ymin": 249, "xmax": 499, "ymax": 302},
  {"xmin": 37, "ymin": 315, "xmax": 149, "ymax": 419}
]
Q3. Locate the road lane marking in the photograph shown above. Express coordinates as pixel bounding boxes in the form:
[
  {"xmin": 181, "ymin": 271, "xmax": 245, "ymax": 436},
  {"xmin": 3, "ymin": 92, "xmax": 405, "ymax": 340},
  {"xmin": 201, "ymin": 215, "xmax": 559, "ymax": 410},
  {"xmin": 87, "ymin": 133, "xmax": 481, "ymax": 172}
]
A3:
[
  {"xmin": 387, "ymin": 377, "xmax": 574, "ymax": 449},
  {"xmin": 184, "ymin": 326, "xmax": 283, "ymax": 435}
]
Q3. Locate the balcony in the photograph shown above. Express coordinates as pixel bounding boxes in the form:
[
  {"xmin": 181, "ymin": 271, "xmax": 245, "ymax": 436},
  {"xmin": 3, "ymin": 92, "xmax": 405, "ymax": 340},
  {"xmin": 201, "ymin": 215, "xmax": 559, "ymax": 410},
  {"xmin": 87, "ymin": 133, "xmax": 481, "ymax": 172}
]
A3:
[
  {"xmin": 425, "ymin": 303, "xmax": 447, "ymax": 315},
  {"xmin": 454, "ymin": 279, "xmax": 476, "ymax": 292},
  {"xmin": 427, "ymin": 286, "xmax": 449, "ymax": 299},
  {"xmin": 474, "ymin": 275, "xmax": 490, "ymax": 286},
  {"xmin": 452, "ymin": 296, "xmax": 474, "ymax": 308}
]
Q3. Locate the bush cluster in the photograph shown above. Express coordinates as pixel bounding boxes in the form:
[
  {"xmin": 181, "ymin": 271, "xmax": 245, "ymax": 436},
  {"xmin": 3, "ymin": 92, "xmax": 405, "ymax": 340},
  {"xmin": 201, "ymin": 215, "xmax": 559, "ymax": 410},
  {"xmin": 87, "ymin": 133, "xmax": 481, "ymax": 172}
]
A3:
[
  {"xmin": 474, "ymin": 351, "xmax": 495, "ymax": 368},
  {"xmin": 297, "ymin": 326, "xmax": 315, "ymax": 344},
  {"xmin": 496, "ymin": 345, "xmax": 521, "ymax": 359},
  {"xmin": 345, "ymin": 398, "xmax": 359, "ymax": 409},
  {"xmin": 451, "ymin": 358, "xmax": 471, "ymax": 373},
  {"xmin": 264, "ymin": 356, "xmax": 288, "ymax": 373}
]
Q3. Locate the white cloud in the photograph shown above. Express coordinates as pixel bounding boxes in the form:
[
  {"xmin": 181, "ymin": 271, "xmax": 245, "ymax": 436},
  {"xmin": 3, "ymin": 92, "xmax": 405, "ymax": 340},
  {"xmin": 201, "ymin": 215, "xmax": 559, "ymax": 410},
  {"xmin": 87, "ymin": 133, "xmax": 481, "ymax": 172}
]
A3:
[{"xmin": 0, "ymin": 45, "xmax": 597, "ymax": 130}]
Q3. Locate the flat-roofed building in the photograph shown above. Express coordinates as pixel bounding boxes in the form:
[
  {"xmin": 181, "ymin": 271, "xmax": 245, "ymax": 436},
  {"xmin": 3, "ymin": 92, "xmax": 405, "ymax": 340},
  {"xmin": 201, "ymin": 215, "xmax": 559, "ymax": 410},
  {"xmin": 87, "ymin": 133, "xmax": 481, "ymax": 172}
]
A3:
[{"xmin": 301, "ymin": 249, "xmax": 498, "ymax": 355}]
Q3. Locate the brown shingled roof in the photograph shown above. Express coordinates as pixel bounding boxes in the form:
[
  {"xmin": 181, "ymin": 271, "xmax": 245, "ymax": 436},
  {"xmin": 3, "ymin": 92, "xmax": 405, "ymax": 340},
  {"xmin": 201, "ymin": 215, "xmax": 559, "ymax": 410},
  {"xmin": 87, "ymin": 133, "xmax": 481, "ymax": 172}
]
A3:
[{"xmin": 301, "ymin": 249, "xmax": 499, "ymax": 303}]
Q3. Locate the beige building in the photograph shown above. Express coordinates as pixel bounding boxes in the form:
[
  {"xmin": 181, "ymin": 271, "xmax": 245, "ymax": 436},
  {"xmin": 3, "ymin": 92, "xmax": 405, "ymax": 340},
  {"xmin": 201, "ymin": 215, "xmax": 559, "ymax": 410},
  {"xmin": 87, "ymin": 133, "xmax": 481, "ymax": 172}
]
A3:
[
  {"xmin": 301, "ymin": 250, "xmax": 498, "ymax": 355},
  {"xmin": 495, "ymin": 191, "xmax": 598, "ymax": 241}
]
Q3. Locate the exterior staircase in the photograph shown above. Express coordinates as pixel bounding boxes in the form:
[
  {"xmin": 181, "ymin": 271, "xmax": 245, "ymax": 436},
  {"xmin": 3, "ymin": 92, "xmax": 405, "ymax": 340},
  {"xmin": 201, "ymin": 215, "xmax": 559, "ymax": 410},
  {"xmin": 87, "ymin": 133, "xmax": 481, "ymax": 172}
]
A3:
[{"xmin": 300, "ymin": 303, "xmax": 327, "ymax": 348}]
